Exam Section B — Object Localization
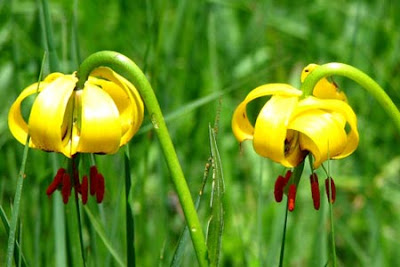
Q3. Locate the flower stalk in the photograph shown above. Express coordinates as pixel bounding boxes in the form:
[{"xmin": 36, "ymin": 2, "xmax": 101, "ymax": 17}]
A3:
[
  {"xmin": 77, "ymin": 51, "xmax": 208, "ymax": 266},
  {"xmin": 300, "ymin": 62, "xmax": 400, "ymax": 132}
]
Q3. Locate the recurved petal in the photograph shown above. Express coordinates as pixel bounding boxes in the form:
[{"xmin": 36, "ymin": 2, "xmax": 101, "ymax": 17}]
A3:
[
  {"xmin": 28, "ymin": 74, "xmax": 76, "ymax": 155},
  {"xmin": 232, "ymin": 83, "xmax": 302, "ymax": 143},
  {"xmin": 290, "ymin": 97, "xmax": 359, "ymax": 167},
  {"xmin": 74, "ymin": 84, "xmax": 121, "ymax": 155},
  {"xmin": 289, "ymin": 110, "xmax": 347, "ymax": 168},
  {"xmin": 89, "ymin": 67, "xmax": 144, "ymax": 146},
  {"xmin": 253, "ymin": 94, "xmax": 301, "ymax": 167},
  {"xmin": 8, "ymin": 73, "xmax": 65, "ymax": 147}
]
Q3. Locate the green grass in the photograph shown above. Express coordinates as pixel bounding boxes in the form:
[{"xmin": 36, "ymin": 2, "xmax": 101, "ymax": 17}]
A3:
[{"xmin": 1, "ymin": 0, "xmax": 400, "ymax": 266}]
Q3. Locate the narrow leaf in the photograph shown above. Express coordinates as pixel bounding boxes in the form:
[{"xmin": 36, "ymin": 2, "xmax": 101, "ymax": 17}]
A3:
[
  {"xmin": 0, "ymin": 206, "xmax": 28, "ymax": 267},
  {"xmin": 206, "ymin": 125, "xmax": 225, "ymax": 267},
  {"xmin": 84, "ymin": 206, "xmax": 126, "ymax": 267},
  {"xmin": 170, "ymin": 158, "xmax": 212, "ymax": 267}
]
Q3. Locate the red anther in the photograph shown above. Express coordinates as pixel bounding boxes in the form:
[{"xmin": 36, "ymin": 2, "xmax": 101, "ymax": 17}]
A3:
[
  {"xmin": 81, "ymin": 176, "xmax": 88, "ymax": 205},
  {"xmin": 96, "ymin": 173, "xmax": 105, "ymax": 203},
  {"xmin": 284, "ymin": 170, "xmax": 292, "ymax": 183},
  {"xmin": 46, "ymin": 168, "xmax": 65, "ymax": 196},
  {"xmin": 274, "ymin": 175, "xmax": 285, "ymax": 202},
  {"xmin": 73, "ymin": 168, "xmax": 81, "ymax": 194},
  {"xmin": 90, "ymin": 166, "xmax": 98, "ymax": 196},
  {"xmin": 61, "ymin": 173, "xmax": 71, "ymax": 204},
  {"xmin": 288, "ymin": 184, "xmax": 297, "ymax": 212},
  {"xmin": 310, "ymin": 173, "xmax": 320, "ymax": 210},
  {"xmin": 325, "ymin": 177, "xmax": 336, "ymax": 204}
]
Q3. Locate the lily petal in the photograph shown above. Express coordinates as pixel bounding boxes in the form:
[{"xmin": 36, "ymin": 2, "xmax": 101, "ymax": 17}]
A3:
[
  {"xmin": 8, "ymin": 73, "xmax": 65, "ymax": 147},
  {"xmin": 253, "ymin": 95, "xmax": 304, "ymax": 167},
  {"xmin": 73, "ymin": 83, "xmax": 121, "ymax": 155},
  {"xmin": 290, "ymin": 97, "xmax": 359, "ymax": 167},
  {"xmin": 232, "ymin": 83, "xmax": 302, "ymax": 143},
  {"xmin": 289, "ymin": 110, "xmax": 347, "ymax": 168},
  {"xmin": 28, "ymin": 74, "xmax": 76, "ymax": 155},
  {"xmin": 89, "ymin": 67, "xmax": 144, "ymax": 146}
]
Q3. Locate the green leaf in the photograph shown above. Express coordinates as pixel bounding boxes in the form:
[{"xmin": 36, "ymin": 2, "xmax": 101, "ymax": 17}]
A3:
[
  {"xmin": 84, "ymin": 206, "xmax": 126, "ymax": 267},
  {"xmin": 170, "ymin": 158, "xmax": 212, "ymax": 267},
  {"xmin": 0, "ymin": 206, "xmax": 28, "ymax": 267},
  {"xmin": 206, "ymin": 125, "xmax": 225, "ymax": 267}
]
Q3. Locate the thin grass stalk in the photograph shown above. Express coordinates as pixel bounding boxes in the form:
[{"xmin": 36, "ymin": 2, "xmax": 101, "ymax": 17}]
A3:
[
  {"xmin": 71, "ymin": 0, "xmax": 81, "ymax": 66},
  {"xmin": 18, "ymin": 222, "xmax": 22, "ymax": 267},
  {"xmin": 124, "ymin": 144, "xmax": 136, "ymax": 267},
  {"xmin": 256, "ymin": 158, "xmax": 265, "ymax": 266},
  {"xmin": 278, "ymin": 201, "xmax": 289, "ymax": 267},
  {"xmin": 84, "ymin": 206, "xmax": 126, "ymax": 267},
  {"xmin": 0, "ymin": 207, "xmax": 27, "ymax": 267},
  {"xmin": 6, "ymin": 50, "xmax": 47, "ymax": 267},
  {"xmin": 170, "ymin": 158, "xmax": 212, "ymax": 267},
  {"xmin": 70, "ymin": 156, "xmax": 87, "ymax": 267},
  {"xmin": 39, "ymin": 0, "xmax": 59, "ymax": 71},
  {"xmin": 326, "ymin": 161, "xmax": 337, "ymax": 267},
  {"xmin": 6, "ymin": 136, "xmax": 29, "ymax": 267}
]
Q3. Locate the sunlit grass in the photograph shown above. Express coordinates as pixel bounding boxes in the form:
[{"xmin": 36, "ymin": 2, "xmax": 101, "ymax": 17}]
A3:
[{"xmin": 1, "ymin": 0, "xmax": 400, "ymax": 266}]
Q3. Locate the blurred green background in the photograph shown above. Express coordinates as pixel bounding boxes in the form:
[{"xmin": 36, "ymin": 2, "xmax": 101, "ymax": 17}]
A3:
[{"xmin": 1, "ymin": 0, "xmax": 400, "ymax": 266}]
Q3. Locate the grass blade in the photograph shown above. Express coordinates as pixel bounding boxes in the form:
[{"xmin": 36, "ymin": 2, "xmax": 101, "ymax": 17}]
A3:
[
  {"xmin": 84, "ymin": 206, "xmax": 126, "ymax": 267},
  {"xmin": 170, "ymin": 158, "xmax": 212, "ymax": 267},
  {"xmin": 206, "ymin": 125, "xmax": 225, "ymax": 267},
  {"xmin": 124, "ymin": 144, "xmax": 136, "ymax": 267},
  {"xmin": 5, "ymin": 136, "xmax": 29, "ymax": 267},
  {"xmin": 0, "ymin": 206, "xmax": 27, "ymax": 267}
]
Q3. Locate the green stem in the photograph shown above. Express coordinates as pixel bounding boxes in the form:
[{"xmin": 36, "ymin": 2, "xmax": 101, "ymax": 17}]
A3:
[
  {"xmin": 76, "ymin": 51, "xmax": 208, "ymax": 267},
  {"xmin": 278, "ymin": 161, "xmax": 304, "ymax": 267},
  {"xmin": 70, "ymin": 155, "xmax": 87, "ymax": 267},
  {"xmin": 278, "ymin": 200, "xmax": 289, "ymax": 267},
  {"xmin": 124, "ymin": 144, "xmax": 136, "ymax": 267},
  {"xmin": 300, "ymin": 63, "xmax": 400, "ymax": 132},
  {"xmin": 6, "ymin": 137, "xmax": 29, "ymax": 267}
]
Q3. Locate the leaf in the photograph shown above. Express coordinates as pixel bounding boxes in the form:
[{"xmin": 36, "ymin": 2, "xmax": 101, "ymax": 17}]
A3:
[
  {"xmin": 84, "ymin": 206, "xmax": 126, "ymax": 267},
  {"xmin": 206, "ymin": 124, "xmax": 225, "ymax": 267},
  {"xmin": 0, "ymin": 206, "xmax": 28, "ymax": 267},
  {"xmin": 170, "ymin": 158, "xmax": 212, "ymax": 267}
]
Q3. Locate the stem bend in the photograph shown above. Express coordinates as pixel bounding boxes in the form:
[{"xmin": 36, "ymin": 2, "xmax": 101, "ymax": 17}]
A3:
[
  {"xmin": 77, "ymin": 51, "xmax": 208, "ymax": 266},
  {"xmin": 300, "ymin": 62, "xmax": 400, "ymax": 132}
]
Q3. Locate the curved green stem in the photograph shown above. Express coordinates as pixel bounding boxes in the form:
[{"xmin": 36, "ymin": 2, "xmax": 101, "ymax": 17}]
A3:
[
  {"xmin": 300, "ymin": 62, "xmax": 400, "ymax": 132},
  {"xmin": 76, "ymin": 51, "xmax": 208, "ymax": 267}
]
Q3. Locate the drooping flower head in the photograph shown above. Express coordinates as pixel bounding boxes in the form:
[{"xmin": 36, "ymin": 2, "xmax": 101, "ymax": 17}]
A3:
[
  {"xmin": 232, "ymin": 64, "xmax": 359, "ymax": 210},
  {"xmin": 232, "ymin": 83, "xmax": 358, "ymax": 169},
  {"xmin": 9, "ymin": 67, "xmax": 144, "ymax": 157},
  {"xmin": 8, "ymin": 67, "xmax": 144, "ymax": 204}
]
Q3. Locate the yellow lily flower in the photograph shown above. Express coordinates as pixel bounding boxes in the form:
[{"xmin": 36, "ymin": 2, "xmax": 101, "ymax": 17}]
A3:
[
  {"xmin": 8, "ymin": 67, "xmax": 144, "ymax": 158},
  {"xmin": 232, "ymin": 83, "xmax": 359, "ymax": 168}
]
